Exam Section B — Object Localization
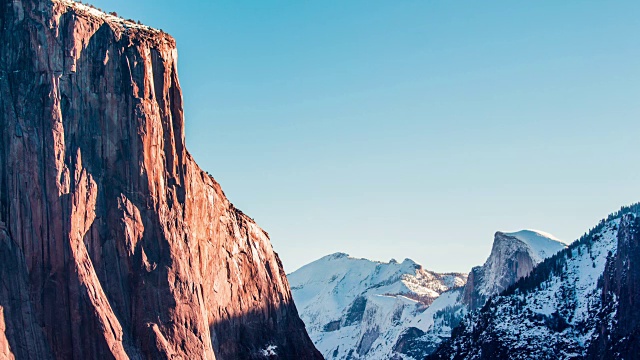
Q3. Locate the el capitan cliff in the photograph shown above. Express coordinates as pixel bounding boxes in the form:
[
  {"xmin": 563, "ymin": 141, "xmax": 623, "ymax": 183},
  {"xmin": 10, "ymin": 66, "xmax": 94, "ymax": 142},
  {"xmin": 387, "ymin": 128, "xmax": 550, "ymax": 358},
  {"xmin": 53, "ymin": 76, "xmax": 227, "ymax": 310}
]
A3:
[{"xmin": 0, "ymin": 0, "xmax": 322, "ymax": 359}]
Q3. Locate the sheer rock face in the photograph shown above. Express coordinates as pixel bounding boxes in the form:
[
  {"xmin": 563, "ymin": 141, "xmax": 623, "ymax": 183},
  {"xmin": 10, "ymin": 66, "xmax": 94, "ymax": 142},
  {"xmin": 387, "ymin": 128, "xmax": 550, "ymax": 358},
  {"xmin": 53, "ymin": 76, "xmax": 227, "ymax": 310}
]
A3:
[
  {"xmin": 462, "ymin": 232, "xmax": 553, "ymax": 311},
  {"xmin": 0, "ymin": 1, "xmax": 322, "ymax": 359}
]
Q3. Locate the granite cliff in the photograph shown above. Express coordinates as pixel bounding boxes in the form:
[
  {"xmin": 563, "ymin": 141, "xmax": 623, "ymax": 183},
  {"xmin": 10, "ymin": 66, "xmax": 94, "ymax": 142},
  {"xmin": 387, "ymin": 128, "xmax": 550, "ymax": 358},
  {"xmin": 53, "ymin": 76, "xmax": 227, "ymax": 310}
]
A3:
[
  {"xmin": 0, "ymin": 0, "xmax": 322, "ymax": 359},
  {"xmin": 462, "ymin": 230, "xmax": 567, "ymax": 311}
]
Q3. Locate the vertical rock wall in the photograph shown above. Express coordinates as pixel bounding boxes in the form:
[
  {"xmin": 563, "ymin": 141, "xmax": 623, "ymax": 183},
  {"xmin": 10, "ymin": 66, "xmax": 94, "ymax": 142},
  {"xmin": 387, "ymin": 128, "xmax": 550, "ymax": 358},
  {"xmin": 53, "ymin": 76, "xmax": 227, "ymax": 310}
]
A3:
[{"xmin": 0, "ymin": 1, "xmax": 322, "ymax": 359}]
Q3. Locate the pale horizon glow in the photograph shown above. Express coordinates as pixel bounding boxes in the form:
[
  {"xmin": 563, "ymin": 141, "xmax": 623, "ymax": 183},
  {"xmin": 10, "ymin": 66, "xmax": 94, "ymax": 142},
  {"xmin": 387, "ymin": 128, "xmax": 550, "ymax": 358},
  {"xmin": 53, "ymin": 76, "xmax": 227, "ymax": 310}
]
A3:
[{"xmin": 89, "ymin": 0, "xmax": 640, "ymax": 273}]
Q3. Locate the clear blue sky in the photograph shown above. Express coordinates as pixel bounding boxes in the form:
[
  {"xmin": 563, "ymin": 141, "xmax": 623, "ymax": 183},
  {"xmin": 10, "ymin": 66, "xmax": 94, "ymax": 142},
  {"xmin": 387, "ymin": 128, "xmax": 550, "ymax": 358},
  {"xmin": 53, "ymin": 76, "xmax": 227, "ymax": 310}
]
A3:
[{"xmin": 91, "ymin": 0, "xmax": 640, "ymax": 273}]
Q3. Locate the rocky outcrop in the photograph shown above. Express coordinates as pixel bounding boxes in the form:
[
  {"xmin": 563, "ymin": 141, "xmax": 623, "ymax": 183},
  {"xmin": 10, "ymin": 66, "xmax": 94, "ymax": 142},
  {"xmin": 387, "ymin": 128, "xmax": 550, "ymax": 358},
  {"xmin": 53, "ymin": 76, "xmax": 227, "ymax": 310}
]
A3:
[
  {"xmin": 462, "ymin": 231, "xmax": 566, "ymax": 310},
  {"xmin": 0, "ymin": 0, "xmax": 321, "ymax": 359}
]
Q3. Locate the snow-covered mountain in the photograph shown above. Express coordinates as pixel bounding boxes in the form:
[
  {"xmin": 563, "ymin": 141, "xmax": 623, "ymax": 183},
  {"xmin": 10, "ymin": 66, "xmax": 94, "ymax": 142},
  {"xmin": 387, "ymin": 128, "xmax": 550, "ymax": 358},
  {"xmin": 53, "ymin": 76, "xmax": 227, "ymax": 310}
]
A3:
[
  {"xmin": 428, "ymin": 204, "xmax": 640, "ymax": 360},
  {"xmin": 290, "ymin": 229, "xmax": 566, "ymax": 359},
  {"xmin": 412, "ymin": 229, "xmax": 567, "ymax": 357},
  {"xmin": 288, "ymin": 253, "xmax": 467, "ymax": 359}
]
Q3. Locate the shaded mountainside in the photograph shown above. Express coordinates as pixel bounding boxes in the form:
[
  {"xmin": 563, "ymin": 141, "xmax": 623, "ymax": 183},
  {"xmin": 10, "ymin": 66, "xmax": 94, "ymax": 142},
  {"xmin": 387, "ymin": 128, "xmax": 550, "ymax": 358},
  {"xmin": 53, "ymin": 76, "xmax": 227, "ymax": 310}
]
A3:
[
  {"xmin": 587, "ymin": 211, "xmax": 640, "ymax": 359},
  {"xmin": 0, "ymin": 0, "xmax": 321, "ymax": 359},
  {"xmin": 290, "ymin": 230, "xmax": 565, "ymax": 360},
  {"xmin": 428, "ymin": 204, "xmax": 640, "ymax": 360}
]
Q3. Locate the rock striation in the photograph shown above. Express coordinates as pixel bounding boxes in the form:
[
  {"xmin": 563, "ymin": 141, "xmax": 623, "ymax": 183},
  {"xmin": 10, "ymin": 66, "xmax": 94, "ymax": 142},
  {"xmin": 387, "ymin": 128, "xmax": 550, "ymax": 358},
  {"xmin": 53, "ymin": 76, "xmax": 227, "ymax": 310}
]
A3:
[{"xmin": 0, "ymin": 0, "xmax": 322, "ymax": 359}]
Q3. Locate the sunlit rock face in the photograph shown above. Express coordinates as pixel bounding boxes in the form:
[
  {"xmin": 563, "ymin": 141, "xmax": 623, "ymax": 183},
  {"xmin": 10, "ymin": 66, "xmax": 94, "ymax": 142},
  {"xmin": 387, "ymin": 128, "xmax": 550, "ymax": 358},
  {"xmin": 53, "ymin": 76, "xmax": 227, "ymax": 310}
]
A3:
[{"xmin": 0, "ymin": 1, "xmax": 322, "ymax": 359}]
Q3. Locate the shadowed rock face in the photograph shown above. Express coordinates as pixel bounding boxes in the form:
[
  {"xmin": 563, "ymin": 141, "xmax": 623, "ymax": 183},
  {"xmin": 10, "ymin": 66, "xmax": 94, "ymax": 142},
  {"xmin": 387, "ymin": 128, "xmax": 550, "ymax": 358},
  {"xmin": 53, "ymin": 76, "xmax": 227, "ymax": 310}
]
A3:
[{"xmin": 0, "ymin": 1, "xmax": 322, "ymax": 359}]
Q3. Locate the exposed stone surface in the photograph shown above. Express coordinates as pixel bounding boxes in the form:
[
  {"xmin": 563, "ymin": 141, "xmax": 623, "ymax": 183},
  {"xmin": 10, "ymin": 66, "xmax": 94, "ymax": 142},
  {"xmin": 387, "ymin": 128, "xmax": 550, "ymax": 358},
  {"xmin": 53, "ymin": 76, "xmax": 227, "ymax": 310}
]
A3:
[
  {"xmin": 462, "ymin": 231, "xmax": 564, "ymax": 311},
  {"xmin": 0, "ymin": 0, "xmax": 322, "ymax": 359}
]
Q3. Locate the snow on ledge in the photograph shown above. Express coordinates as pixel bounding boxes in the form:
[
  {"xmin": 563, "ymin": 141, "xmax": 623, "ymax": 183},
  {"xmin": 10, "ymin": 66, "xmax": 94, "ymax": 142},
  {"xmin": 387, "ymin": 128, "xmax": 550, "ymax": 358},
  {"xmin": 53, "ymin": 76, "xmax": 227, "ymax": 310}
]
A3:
[
  {"xmin": 260, "ymin": 345, "xmax": 277, "ymax": 357},
  {"xmin": 53, "ymin": 0, "xmax": 161, "ymax": 33},
  {"xmin": 500, "ymin": 229, "xmax": 567, "ymax": 262}
]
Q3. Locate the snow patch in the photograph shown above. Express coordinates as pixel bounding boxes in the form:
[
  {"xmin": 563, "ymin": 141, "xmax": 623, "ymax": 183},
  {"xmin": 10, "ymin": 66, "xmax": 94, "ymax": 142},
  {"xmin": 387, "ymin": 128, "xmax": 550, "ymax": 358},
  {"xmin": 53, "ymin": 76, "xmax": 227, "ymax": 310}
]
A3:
[
  {"xmin": 502, "ymin": 229, "xmax": 567, "ymax": 262},
  {"xmin": 53, "ymin": 0, "xmax": 163, "ymax": 33},
  {"xmin": 260, "ymin": 345, "xmax": 277, "ymax": 357}
]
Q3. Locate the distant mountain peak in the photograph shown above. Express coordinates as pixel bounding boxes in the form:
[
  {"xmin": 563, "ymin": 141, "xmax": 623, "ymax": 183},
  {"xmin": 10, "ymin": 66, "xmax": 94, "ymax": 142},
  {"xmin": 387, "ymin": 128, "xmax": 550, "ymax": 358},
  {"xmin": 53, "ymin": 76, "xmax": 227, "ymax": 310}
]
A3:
[
  {"xmin": 461, "ymin": 228, "xmax": 566, "ymax": 311},
  {"xmin": 429, "ymin": 205, "xmax": 640, "ymax": 360},
  {"xmin": 324, "ymin": 252, "xmax": 350, "ymax": 260},
  {"xmin": 289, "ymin": 253, "xmax": 467, "ymax": 360},
  {"xmin": 496, "ymin": 229, "xmax": 567, "ymax": 263}
]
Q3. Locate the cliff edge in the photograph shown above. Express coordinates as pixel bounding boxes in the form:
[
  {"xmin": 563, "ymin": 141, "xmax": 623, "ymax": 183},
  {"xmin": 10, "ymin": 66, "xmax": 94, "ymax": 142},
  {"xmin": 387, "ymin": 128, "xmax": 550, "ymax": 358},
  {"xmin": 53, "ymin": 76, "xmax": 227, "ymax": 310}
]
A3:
[{"xmin": 0, "ymin": 0, "xmax": 322, "ymax": 359}]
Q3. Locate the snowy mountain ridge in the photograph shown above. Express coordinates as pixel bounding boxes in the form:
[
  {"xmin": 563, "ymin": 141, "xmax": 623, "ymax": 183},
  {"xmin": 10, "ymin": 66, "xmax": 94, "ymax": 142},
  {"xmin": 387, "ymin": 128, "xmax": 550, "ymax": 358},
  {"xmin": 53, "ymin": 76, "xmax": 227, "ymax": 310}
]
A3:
[
  {"xmin": 290, "ymin": 229, "xmax": 565, "ymax": 359},
  {"xmin": 289, "ymin": 253, "xmax": 466, "ymax": 359},
  {"xmin": 428, "ymin": 203, "xmax": 640, "ymax": 359}
]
